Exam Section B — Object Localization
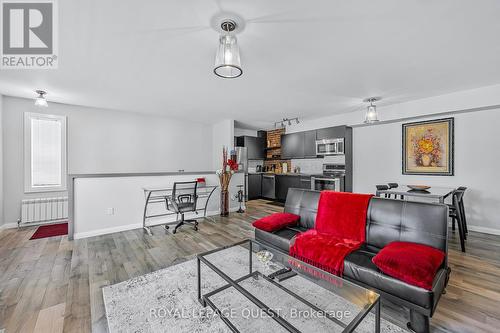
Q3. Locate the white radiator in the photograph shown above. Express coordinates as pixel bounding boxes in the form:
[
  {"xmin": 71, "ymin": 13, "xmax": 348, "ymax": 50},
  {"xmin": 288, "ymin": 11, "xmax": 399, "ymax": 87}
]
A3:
[{"xmin": 20, "ymin": 197, "xmax": 68, "ymax": 225}]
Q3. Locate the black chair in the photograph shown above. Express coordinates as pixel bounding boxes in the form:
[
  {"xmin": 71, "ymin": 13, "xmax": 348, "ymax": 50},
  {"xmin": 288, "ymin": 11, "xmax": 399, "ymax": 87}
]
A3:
[
  {"xmin": 449, "ymin": 189, "xmax": 466, "ymax": 252},
  {"xmin": 449, "ymin": 187, "xmax": 468, "ymax": 233},
  {"xmin": 376, "ymin": 185, "xmax": 390, "ymax": 198},
  {"xmin": 456, "ymin": 186, "xmax": 468, "ymax": 234},
  {"xmin": 166, "ymin": 181, "xmax": 199, "ymax": 234},
  {"xmin": 387, "ymin": 182, "xmax": 404, "ymax": 200}
]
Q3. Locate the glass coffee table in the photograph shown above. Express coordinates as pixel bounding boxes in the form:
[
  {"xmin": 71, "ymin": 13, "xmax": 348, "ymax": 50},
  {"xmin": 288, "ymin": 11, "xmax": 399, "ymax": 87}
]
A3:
[{"xmin": 197, "ymin": 239, "xmax": 380, "ymax": 333}]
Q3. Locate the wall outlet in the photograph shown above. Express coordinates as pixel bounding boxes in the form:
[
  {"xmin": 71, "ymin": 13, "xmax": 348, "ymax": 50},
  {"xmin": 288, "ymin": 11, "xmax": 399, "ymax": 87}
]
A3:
[{"xmin": 105, "ymin": 208, "xmax": 115, "ymax": 215}]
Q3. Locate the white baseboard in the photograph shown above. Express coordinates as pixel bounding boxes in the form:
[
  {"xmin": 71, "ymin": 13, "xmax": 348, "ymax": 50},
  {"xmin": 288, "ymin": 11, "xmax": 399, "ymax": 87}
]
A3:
[
  {"xmin": 467, "ymin": 225, "xmax": 500, "ymax": 236},
  {"xmin": 448, "ymin": 222, "xmax": 500, "ymax": 235},
  {"xmin": 74, "ymin": 223, "xmax": 143, "ymax": 239},
  {"xmin": 0, "ymin": 223, "xmax": 18, "ymax": 230},
  {"xmin": 73, "ymin": 207, "xmax": 243, "ymax": 239}
]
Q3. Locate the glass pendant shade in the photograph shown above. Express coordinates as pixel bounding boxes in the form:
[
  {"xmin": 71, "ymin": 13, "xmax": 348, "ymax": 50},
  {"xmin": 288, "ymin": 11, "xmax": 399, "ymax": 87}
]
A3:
[
  {"xmin": 364, "ymin": 104, "xmax": 379, "ymax": 123},
  {"xmin": 214, "ymin": 35, "xmax": 242, "ymax": 78},
  {"xmin": 34, "ymin": 91, "xmax": 48, "ymax": 107}
]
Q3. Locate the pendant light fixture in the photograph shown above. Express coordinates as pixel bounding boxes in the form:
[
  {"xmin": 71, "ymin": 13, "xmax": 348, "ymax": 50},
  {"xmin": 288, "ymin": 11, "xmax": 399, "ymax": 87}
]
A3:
[
  {"xmin": 34, "ymin": 90, "xmax": 48, "ymax": 107},
  {"xmin": 363, "ymin": 97, "xmax": 381, "ymax": 123},
  {"xmin": 214, "ymin": 20, "xmax": 242, "ymax": 78}
]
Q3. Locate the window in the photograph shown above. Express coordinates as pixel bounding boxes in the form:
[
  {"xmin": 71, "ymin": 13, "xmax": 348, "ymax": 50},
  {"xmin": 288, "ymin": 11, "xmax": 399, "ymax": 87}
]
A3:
[{"xmin": 24, "ymin": 113, "xmax": 67, "ymax": 192}]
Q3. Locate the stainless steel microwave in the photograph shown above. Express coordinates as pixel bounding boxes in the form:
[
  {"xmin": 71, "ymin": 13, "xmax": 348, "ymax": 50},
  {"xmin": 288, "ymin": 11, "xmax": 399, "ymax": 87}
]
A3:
[{"xmin": 315, "ymin": 138, "xmax": 345, "ymax": 156}]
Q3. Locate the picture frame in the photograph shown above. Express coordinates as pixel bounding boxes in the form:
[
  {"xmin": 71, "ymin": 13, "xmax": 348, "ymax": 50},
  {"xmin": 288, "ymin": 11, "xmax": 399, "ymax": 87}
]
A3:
[{"xmin": 402, "ymin": 117, "xmax": 454, "ymax": 176}]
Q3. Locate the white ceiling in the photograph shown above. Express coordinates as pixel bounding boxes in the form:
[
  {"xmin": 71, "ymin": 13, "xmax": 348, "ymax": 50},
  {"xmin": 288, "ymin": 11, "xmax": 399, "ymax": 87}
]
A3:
[{"xmin": 1, "ymin": 0, "xmax": 500, "ymax": 128}]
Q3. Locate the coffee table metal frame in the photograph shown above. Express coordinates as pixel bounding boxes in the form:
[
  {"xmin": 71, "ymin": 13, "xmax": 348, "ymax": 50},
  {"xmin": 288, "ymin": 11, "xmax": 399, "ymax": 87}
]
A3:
[{"xmin": 197, "ymin": 239, "xmax": 380, "ymax": 333}]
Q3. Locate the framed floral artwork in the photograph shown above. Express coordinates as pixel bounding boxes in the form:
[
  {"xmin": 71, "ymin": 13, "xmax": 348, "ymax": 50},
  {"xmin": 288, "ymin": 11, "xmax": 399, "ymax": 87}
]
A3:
[{"xmin": 402, "ymin": 118, "xmax": 454, "ymax": 176}]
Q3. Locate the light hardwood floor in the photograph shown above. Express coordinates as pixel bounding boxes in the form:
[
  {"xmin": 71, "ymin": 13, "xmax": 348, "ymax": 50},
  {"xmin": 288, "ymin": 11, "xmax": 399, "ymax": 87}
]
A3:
[{"xmin": 0, "ymin": 199, "xmax": 499, "ymax": 333}]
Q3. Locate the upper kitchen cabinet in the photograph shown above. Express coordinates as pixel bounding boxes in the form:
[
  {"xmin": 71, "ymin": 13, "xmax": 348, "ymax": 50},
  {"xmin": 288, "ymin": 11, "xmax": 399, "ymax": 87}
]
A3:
[
  {"xmin": 235, "ymin": 136, "xmax": 265, "ymax": 160},
  {"xmin": 304, "ymin": 130, "xmax": 317, "ymax": 158},
  {"xmin": 281, "ymin": 132, "xmax": 304, "ymax": 159},
  {"xmin": 281, "ymin": 130, "xmax": 317, "ymax": 159},
  {"xmin": 316, "ymin": 126, "xmax": 347, "ymax": 140}
]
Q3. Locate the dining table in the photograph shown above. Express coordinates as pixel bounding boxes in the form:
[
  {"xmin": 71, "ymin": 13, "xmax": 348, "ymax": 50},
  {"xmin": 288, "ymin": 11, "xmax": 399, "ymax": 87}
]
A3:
[{"xmin": 376, "ymin": 185, "xmax": 456, "ymax": 203}]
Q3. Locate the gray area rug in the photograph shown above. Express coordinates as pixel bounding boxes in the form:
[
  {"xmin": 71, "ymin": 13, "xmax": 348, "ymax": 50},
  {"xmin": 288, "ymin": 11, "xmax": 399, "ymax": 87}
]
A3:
[{"xmin": 103, "ymin": 246, "xmax": 407, "ymax": 333}]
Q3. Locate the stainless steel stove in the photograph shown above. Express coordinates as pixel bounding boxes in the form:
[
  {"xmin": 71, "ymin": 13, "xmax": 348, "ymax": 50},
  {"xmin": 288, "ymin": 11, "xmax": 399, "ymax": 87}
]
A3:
[{"xmin": 311, "ymin": 163, "xmax": 345, "ymax": 192}]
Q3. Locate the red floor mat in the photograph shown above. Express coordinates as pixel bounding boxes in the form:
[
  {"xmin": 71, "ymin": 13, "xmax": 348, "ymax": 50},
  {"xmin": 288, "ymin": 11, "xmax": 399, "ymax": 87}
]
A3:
[{"xmin": 30, "ymin": 222, "xmax": 68, "ymax": 240}]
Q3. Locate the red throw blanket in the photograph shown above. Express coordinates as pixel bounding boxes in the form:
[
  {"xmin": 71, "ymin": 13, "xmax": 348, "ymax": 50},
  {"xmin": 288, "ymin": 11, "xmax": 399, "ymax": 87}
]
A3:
[{"xmin": 290, "ymin": 191, "xmax": 373, "ymax": 276}]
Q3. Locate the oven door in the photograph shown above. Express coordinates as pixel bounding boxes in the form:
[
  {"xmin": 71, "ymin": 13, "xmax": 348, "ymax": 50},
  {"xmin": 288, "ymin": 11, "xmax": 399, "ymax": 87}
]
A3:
[{"xmin": 312, "ymin": 177, "xmax": 341, "ymax": 191}]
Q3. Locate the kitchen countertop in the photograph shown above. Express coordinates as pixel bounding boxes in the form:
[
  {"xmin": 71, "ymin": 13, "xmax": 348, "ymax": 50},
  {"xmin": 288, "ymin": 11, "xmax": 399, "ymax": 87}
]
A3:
[{"xmin": 248, "ymin": 172, "xmax": 313, "ymax": 177}]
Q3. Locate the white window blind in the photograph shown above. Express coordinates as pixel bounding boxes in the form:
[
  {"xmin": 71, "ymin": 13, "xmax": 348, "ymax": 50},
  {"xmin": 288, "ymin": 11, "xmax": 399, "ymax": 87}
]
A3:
[
  {"xmin": 31, "ymin": 117, "xmax": 62, "ymax": 187},
  {"xmin": 24, "ymin": 113, "xmax": 67, "ymax": 192}
]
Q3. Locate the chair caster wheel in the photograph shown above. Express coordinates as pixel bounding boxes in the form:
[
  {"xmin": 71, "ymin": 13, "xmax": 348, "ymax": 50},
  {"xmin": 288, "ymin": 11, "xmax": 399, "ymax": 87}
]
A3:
[
  {"xmin": 194, "ymin": 226, "xmax": 198, "ymax": 231},
  {"xmin": 406, "ymin": 322, "xmax": 417, "ymax": 333},
  {"xmin": 173, "ymin": 229, "xmax": 177, "ymax": 234},
  {"xmin": 164, "ymin": 225, "xmax": 169, "ymax": 230}
]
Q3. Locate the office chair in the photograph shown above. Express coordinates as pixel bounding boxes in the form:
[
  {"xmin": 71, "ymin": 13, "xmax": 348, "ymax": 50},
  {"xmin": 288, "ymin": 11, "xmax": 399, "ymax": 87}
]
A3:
[{"xmin": 166, "ymin": 181, "xmax": 199, "ymax": 234}]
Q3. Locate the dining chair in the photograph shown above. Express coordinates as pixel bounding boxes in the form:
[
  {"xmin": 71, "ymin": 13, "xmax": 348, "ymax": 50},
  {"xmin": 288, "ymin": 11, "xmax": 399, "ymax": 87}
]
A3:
[
  {"xmin": 376, "ymin": 185, "xmax": 390, "ymax": 198},
  {"xmin": 456, "ymin": 186, "xmax": 468, "ymax": 234},
  {"xmin": 448, "ymin": 187, "xmax": 468, "ymax": 236},
  {"xmin": 449, "ymin": 190, "xmax": 466, "ymax": 252},
  {"xmin": 387, "ymin": 183, "xmax": 404, "ymax": 200}
]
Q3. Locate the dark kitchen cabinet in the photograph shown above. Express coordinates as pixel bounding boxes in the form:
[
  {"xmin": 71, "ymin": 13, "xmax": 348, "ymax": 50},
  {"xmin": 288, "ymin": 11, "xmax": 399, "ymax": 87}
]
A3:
[
  {"xmin": 299, "ymin": 176, "xmax": 312, "ymax": 189},
  {"xmin": 304, "ymin": 130, "xmax": 317, "ymax": 158},
  {"xmin": 281, "ymin": 130, "xmax": 318, "ymax": 159},
  {"xmin": 316, "ymin": 126, "xmax": 347, "ymax": 140},
  {"xmin": 247, "ymin": 174, "xmax": 262, "ymax": 200},
  {"xmin": 275, "ymin": 175, "xmax": 301, "ymax": 202},
  {"xmin": 281, "ymin": 132, "xmax": 304, "ymax": 159},
  {"xmin": 235, "ymin": 136, "xmax": 265, "ymax": 160}
]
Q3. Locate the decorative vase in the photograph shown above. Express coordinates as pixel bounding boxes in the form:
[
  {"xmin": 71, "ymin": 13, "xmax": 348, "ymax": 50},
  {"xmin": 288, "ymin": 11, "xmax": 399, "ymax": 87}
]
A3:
[
  {"xmin": 421, "ymin": 154, "xmax": 432, "ymax": 167},
  {"xmin": 220, "ymin": 190, "xmax": 229, "ymax": 216}
]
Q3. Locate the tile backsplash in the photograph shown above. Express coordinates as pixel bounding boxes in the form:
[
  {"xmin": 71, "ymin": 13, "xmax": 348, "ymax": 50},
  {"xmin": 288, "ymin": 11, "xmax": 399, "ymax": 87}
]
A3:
[
  {"xmin": 248, "ymin": 160, "xmax": 263, "ymax": 173},
  {"xmin": 291, "ymin": 155, "xmax": 345, "ymax": 174},
  {"xmin": 291, "ymin": 158, "xmax": 323, "ymax": 174}
]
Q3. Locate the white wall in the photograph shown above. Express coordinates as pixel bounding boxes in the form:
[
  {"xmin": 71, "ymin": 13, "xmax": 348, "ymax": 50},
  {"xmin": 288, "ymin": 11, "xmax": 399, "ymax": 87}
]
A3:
[
  {"xmin": 73, "ymin": 172, "xmax": 244, "ymax": 239},
  {"xmin": 353, "ymin": 110, "xmax": 500, "ymax": 234},
  {"xmin": 212, "ymin": 119, "xmax": 234, "ymax": 170},
  {"xmin": 288, "ymin": 84, "xmax": 500, "ymax": 234},
  {"xmin": 2, "ymin": 96, "xmax": 213, "ymax": 225}
]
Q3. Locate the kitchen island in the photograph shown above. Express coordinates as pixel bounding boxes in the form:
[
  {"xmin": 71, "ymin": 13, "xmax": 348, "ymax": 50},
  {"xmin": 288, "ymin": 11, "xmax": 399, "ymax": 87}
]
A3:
[{"xmin": 68, "ymin": 171, "xmax": 244, "ymax": 239}]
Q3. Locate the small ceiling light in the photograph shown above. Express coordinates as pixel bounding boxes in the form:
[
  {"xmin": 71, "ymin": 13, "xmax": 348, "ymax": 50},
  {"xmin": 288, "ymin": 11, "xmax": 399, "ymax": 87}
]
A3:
[
  {"xmin": 363, "ymin": 97, "xmax": 381, "ymax": 123},
  {"xmin": 34, "ymin": 90, "xmax": 48, "ymax": 107},
  {"xmin": 214, "ymin": 20, "xmax": 242, "ymax": 78}
]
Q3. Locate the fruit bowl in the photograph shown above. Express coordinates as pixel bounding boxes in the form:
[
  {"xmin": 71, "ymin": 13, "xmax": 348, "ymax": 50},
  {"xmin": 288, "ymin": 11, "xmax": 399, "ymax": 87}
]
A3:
[{"xmin": 407, "ymin": 185, "xmax": 431, "ymax": 191}]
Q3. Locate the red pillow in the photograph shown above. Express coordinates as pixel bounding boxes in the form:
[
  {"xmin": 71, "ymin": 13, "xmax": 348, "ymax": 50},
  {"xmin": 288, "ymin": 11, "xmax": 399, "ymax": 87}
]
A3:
[
  {"xmin": 372, "ymin": 241, "xmax": 445, "ymax": 290},
  {"xmin": 252, "ymin": 213, "xmax": 300, "ymax": 232}
]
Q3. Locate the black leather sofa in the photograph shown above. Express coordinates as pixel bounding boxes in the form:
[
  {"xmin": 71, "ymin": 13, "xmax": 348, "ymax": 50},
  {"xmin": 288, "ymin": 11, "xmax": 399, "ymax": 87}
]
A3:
[{"xmin": 255, "ymin": 188, "xmax": 450, "ymax": 333}]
